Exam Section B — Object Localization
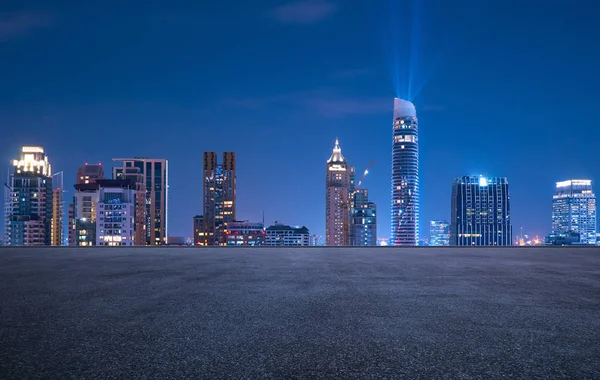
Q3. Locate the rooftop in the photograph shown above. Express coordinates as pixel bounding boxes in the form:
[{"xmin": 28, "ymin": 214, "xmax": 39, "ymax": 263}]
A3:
[{"xmin": 0, "ymin": 247, "xmax": 598, "ymax": 379}]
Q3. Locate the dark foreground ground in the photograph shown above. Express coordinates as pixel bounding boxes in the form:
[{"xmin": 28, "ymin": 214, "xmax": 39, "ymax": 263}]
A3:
[{"xmin": 0, "ymin": 247, "xmax": 599, "ymax": 379}]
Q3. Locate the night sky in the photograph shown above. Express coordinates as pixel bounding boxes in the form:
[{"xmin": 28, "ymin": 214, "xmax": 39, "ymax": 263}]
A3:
[{"xmin": 1, "ymin": 0, "xmax": 599, "ymax": 241}]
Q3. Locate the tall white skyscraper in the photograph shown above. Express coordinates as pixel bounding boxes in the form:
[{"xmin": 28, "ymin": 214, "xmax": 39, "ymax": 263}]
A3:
[
  {"xmin": 391, "ymin": 98, "xmax": 419, "ymax": 246},
  {"xmin": 552, "ymin": 180, "xmax": 596, "ymax": 245}
]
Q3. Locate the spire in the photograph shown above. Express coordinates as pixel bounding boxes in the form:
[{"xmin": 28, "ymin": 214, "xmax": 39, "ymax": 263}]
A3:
[{"xmin": 327, "ymin": 138, "xmax": 345, "ymax": 163}]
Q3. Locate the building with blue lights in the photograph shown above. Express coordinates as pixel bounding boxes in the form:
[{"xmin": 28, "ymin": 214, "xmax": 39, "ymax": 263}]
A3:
[
  {"xmin": 429, "ymin": 220, "xmax": 449, "ymax": 246},
  {"xmin": 350, "ymin": 189, "xmax": 377, "ymax": 246},
  {"xmin": 390, "ymin": 98, "xmax": 419, "ymax": 246},
  {"xmin": 551, "ymin": 180, "xmax": 596, "ymax": 245},
  {"xmin": 450, "ymin": 176, "xmax": 512, "ymax": 246}
]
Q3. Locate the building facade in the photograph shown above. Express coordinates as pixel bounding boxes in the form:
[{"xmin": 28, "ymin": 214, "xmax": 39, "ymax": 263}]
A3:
[
  {"xmin": 450, "ymin": 176, "xmax": 512, "ymax": 246},
  {"xmin": 68, "ymin": 164, "xmax": 105, "ymax": 246},
  {"xmin": 265, "ymin": 224, "xmax": 310, "ymax": 246},
  {"xmin": 326, "ymin": 139, "xmax": 351, "ymax": 246},
  {"xmin": 552, "ymin": 180, "xmax": 596, "ymax": 245},
  {"xmin": 226, "ymin": 221, "xmax": 265, "ymax": 246},
  {"xmin": 4, "ymin": 146, "xmax": 54, "ymax": 246},
  {"xmin": 391, "ymin": 98, "xmax": 419, "ymax": 246},
  {"xmin": 429, "ymin": 220, "xmax": 450, "ymax": 246},
  {"xmin": 113, "ymin": 158, "xmax": 168, "ymax": 245},
  {"xmin": 350, "ymin": 189, "xmax": 377, "ymax": 246},
  {"xmin": 96, "ymin": 179, "xmax": 137, "ymax": 246},
  {"xmin": 198, "ymin": 152, "xmax": 236, "ymax": 246}
]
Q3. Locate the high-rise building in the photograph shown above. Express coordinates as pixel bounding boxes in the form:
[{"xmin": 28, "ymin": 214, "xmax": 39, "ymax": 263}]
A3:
[
  {"xmin": 350, "ymin": 189, "xmax": 377, "ymax": 246},
  {"xmin": 391, "ymin": 98, "xmax": 419, "ymax": 246},
  {"xmin": 96, "ymin": 179, "xmax": 137, "ymax": 246},
  {"xmin": 198, "ymin": 152, "xmax": 236, "ymax": 246},
  {"xmin": 552, "ymin": 180, "xmax": 597, "ymax": 245},
  {"xmin": 450, "ymin": 176, "xmax": 512, "ymax": 246},
  {"xmin": 113, "ymin": 158, "xmax": 168, "ymax": 245},
  {"xmin": 326, "ymin": 139, "xmax": 351, "ymax": 246},
  {"xmin": 225, "ymin": 221, "xmax": 265, "ymax": 246},
  {"xmin": 429, "ymin": 220, "xmax": 450, "ymax": 246},
  {"xmin": 265, "ymin": 223, "xmax": 310, "ymax": 246},
  {"xmin": 4, "ymin": 146, "xmax": 54, "ymax": 246},
  {"xmin": 68, "ymin": 164, "xmax": 105, "ymax": 246}
]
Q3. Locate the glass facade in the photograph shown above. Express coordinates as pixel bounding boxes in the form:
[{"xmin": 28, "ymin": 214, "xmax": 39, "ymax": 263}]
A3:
[
  {"xmin": 429, "ymin": 220, "xmax": 450, "ymax": 246},
  {"xmin": 350, "ymin": 189, "xmax": 377, "ymax": 246},
  {"xmin": 391, "ymin": 98, "xmax": 419, "ymax": 246},
  {"xmin": 450, "ymin": 176, "xmax": 512, "ymax": 246},
  {"xmin": 551, "ymin": 180, "xmax": 596, "ymax": 245}
]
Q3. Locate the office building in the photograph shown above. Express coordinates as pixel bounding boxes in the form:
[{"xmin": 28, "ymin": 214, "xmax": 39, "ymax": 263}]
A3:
[
  {"xmin": 68, "ymin": 164, "xmax": 105, "ymax": 246},
  {"xmin": 113, "ymin": 158, "xmax": 168, "ymax": 245},
  {"xmin": 326, "ymin": 139, "xmax": 351, "ymax": 246},
  {"xmin": 198, "ymin": 152, "xmax": 236, "ymax": 246},
  {"xmin": 265, "ymin": 223, "xmax": 310, "ymax": 246},
  {"xmin": 226, "ymin": 221, "xmax": 265, "ymax": 246},
  {"xmin": 96, "ymin": 179, "xmax": 137, "ymax": 246},
  {"xmin": 391, "ymin": 98, "xmax": 419, "ymax": 246},
  {"xmin": 552, "ymin": 180, "xmax": 597, "ymax": 245},
  {"xmin": 450, "ymin": 176, "xmax": 512, "ymax": 246},
  {"xmin": 4, "ymin": 146, "xmax": 54, "ymax": 246},
  {"xmin": 193, "ymin": 215, "xmax": 208, "ymax": 246},
  {"xmin": 429, "ymin": 220, "xmax": 450, "ymax": 246},
  {"xmin": 350, "ymin": 189, "xmax": 377, "ymax": 246}
]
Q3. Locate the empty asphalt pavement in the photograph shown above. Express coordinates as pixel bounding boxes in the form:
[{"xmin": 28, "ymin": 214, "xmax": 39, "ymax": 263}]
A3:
[{"xmin": 0, "ymin": 247, "xmax": 599, "ymax": 379}]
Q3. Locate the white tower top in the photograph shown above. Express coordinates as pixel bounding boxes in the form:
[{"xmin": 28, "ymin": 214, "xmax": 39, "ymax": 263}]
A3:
[{"xmin": 393, "ymin": 98, "xmax": 416, "ymax": 118}]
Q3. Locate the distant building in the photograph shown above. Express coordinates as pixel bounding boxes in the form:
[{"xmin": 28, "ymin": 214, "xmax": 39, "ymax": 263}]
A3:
[
  {"xmin": 4, "ymin": 146, "xmax": 54, "ymax": 246},
  {"xmin": 377, "ymin": 238, "xmax": 389, "ymax": 246},
  {"xmin": 265, "ymin": 223, "xmax": 310, "ymax": 246},
  {"xmin": 96, "ymin": 179, "xmax": 137, "ymax": 246},
  {"xmin": 545, "ymin": 232, "xmax": 581, "ymax": 246},
  {"xmin": 350, "ymin": 189, "xmax": 377, "ymax": 246},
  {"xmin": 326, "ymin": 139, "xmax": 351, "ymax": 246},
  {"xmin": 552, "ymin": 180, "xmax": 596, "ymax": 245},
  {"xmin": 193, "ymin": 215, "xmax": 208, "ymax": 246},
  {"xmin": 429, "ymin": 220, "xmax": 449, "ymax": 246},
  {"xmin": 391, "ymin": 98, "xmax": 419, "ymax": 246},
  {"xmin": 226, "ymin": 221, "xmax": 265, "ymax": 246},
  {"xmin": 69, "ymin": 164, "xmax": 105, "ymax": 246},
  {"xmin": 113, "ymin": 158, "xmax": 169, "ymax": 245},
  {"xmin": 166, "ymin": 236, "xmax": 187, "ymax": 246},
  {"xmin": 198, "ymin": 152, "xmax": 236, "ymax": 246},
  {"xmin": 450, "ymin": 176, "xmax": 512, "ymax": 246}
]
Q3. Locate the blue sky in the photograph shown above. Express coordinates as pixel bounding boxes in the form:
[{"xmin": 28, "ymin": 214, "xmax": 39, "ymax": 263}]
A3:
[{"xmin": 1, "ymin": 0, "xmax": 599, "ymax": 241}]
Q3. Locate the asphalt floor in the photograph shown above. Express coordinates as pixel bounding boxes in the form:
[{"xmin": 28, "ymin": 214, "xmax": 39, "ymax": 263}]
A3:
[{"xmin": 0, "ymin": 247, "xmax": 599, "ymax": 379}]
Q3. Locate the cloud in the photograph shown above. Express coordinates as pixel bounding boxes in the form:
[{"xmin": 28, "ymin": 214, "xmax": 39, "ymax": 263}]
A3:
[
  {"xmin": 227, "ymin": 88, "xmax": 390, "ymax": 118},
  {"xmin": 269, "ymin": 0, "xmax": 337, "ymax": 24},
  {"xmin": 0, "ymin": 11, "xmax": 53, "ymax": 42}
]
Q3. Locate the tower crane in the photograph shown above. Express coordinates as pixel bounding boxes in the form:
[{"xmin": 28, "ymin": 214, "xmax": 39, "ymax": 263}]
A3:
[{"xmin": 341, "ymin": 160, "xmax": 375, "ymax": 246}]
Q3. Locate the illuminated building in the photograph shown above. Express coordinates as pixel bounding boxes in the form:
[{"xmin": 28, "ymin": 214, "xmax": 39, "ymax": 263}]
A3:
[
  {"xmin": 429, "ymin": 220, "xmax": 449, "ymax": 246},
  {"xmin": 265, "ymin": 223, "xmax": 310, "ymax": 246},
  {"xmin": 68, "ymin": 164, "xmax": 105, "ymax": 246},
  {"xmin": 50, "ymin": 172, "xmax": 64, "ymax": 246},
  {"xmin": 196, "ymin": 152, "xmax": 236, "ymax": 246},
  {"xmin": 326, "ymin": 139, "xmax": 351, "ymax": 246},
  {"xmin": 113, "ymin": 158, "xmax": 169, "ymax": 245},
  {"xmin": 226, "ymin": 221, "xmax": 265, "ymax": 246},
  {"xmin": 450, "ymin": 176, "xmax": 512, "ymax": 246},
  {"xmin": 96, "ymin": 179, "xmax": 137, "ymax": 246},
  {"xmin": 4, "ymin": 146, "xmax": 54, "ymax": 246},
  {"xmin": 391, "ymin": 98, "xmax": 419, "ymax": 246},
  {"xmin": 552, "ymin": 180, "xmax": 596, "ymax": 245},
  {"xmin": 350, "ymin": 189, "xmax": 377, "ymax": 246}
]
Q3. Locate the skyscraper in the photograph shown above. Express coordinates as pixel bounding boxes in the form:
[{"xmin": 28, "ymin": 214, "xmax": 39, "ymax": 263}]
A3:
[
  {"xmin": 552, "ymin": 180, "xmax": 597, "ymax": 245},
  {"xmin": 450, "ymin": 176, "xmax": 512, "ymax": 246},
  {"xmin": 350, "ymin": 189, "xmax": 377, "ymax": 246},
  {"xmin": 68, "ymin": 164, "xmax": 105, "ymax": 246},
  {"xmin": 113, "ymin": 158, "xmax": 168, "ymax": 245},
  {"xmin": 199, "ymin": 152, "xmax": 236, "ymax": 246},
  {"xmin": 326, "ymin": 139, "xmax": 351, "ymax": 246},
  {"xmin": 391, "ymin": 98, "xmax": 419, "ymax": 246},
  {"xmin": 96, "ymin": 179, "xmax": 137, "ymax": 246},
  {"xmin": 429, "ymin": 220, "xmax": 450, "ymax": 246},
  {"xmin": 51, "ymin": 171, "xmax": 64, "ymax": 246},
  {"xmin": 4, "ymin": 146, "xmax": 54, "ymax": 246}
]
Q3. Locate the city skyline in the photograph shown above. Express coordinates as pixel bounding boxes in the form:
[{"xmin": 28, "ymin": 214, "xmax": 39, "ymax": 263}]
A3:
[{"xmin": 1, "ymin": 1, "xmax": 599, "ymax": 241}]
